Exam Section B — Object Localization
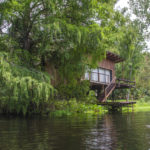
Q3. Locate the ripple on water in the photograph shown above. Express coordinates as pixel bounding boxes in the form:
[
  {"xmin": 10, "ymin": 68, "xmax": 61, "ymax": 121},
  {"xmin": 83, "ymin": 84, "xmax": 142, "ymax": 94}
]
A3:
[{"xmin": 0, "ymin": 112, "xmax": 150, "ymax": 150}]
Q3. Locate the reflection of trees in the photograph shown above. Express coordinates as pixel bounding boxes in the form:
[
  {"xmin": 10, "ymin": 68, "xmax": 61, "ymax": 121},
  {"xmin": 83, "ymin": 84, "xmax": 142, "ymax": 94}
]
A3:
[
  {"xmin": 112, "ymin": 112, "xmax": 150, "ymax": 150},
  {"xmin": 84, "ymin": 114, "xmax": 118, "ymax": 150},
  {"xmin": 0, "ymin": 115, "xmax": 98, "ymax": 150},
  {"xmin": 84, "ymin": 112, "xmax": 150, "ymax": 150},
  {"xmin": 0, "ymin": 113, "xmax": 150, "ymax": 150}
]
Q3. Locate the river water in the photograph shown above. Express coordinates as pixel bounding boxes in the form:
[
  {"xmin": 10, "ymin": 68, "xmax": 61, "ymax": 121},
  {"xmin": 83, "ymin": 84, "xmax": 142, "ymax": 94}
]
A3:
[{"xmin": 0, "ymin": 112, "xmax": 150, "ymax": 150}]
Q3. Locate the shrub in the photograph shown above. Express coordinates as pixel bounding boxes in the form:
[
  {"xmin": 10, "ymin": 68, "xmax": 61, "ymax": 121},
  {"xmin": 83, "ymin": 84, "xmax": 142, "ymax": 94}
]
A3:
[{"xmin": 85, "ymin": 90, "xmax": 97, "ymax": 104}]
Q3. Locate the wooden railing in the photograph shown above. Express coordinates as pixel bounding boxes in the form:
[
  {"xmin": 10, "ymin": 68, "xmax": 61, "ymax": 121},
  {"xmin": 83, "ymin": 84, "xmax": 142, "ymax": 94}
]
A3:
[
  {"xmin": 105, "ymin": 76, "xmax": 116, "ymax": 96},
  {"xmin": 117, "ymin": 78, "xmax": 136, "ymax": 87},
  {"xmin": 99, "ymin": 77, "xmax": 116, "ymax": 102}
]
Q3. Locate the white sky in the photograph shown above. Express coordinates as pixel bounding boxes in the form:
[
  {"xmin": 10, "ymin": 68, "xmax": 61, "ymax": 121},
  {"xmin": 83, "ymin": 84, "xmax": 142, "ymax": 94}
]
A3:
[
  {"xmin": 115, "ymin": 0, "xmax": 136, "ymax": 20},
  {"xmin": 115, "ymin": 0, "xmax": 129, "ymax": 9}
]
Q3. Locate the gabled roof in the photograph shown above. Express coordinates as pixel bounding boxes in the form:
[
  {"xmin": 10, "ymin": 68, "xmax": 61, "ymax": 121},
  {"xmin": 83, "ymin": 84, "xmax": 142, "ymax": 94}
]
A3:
[{"xmin": 106, "ymin": 51, "xmax": 124, "ymax": 63}]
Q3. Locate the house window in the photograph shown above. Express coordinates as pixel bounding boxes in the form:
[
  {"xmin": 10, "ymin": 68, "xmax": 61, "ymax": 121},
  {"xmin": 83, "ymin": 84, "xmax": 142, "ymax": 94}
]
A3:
[
  {"xmin": 99, "ymin": 68, "xmax": 111, "ymax": 83},
  {"xmin": 91, "ymin": 69, "xmax": 98, "ymax": 82},
  {"xmin": 85, "ymin": 68, "xmax": 112, "ymax": 84}
]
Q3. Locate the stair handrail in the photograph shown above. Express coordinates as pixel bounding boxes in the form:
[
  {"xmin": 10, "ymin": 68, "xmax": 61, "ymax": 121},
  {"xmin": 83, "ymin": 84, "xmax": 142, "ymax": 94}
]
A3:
[{"xmin": 105, "ymin": 76, "xmax": 116, "ymax": 96}]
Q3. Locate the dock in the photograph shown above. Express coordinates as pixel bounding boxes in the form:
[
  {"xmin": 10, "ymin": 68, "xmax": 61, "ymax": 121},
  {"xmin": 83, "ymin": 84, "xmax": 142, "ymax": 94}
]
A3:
[{"xmin": 98, "ymin": 101, "xmax": 136, "ymax": 111}]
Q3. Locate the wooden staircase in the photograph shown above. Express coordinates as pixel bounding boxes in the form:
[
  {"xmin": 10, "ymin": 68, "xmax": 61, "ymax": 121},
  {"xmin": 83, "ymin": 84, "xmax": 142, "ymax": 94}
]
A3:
[{"xmin": 99, "ymin": 77, "xmax": 116, "ymax": 102}]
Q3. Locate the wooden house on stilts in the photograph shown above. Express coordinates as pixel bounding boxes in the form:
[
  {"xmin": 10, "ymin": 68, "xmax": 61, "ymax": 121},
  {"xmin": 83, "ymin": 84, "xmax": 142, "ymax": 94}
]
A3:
[{"xmin": 84, "ymin": 51, "xmax": 136, "ymax": 108}]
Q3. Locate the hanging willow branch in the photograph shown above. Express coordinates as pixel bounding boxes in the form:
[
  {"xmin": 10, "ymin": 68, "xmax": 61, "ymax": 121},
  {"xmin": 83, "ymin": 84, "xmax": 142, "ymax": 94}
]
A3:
[{"xmin": 0, "ymin": 52, "xmax": 56, "ymax": 115}]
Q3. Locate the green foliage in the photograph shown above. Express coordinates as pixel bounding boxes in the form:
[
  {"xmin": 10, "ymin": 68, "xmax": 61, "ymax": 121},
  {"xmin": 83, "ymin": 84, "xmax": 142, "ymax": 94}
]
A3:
[
  {"xmin": 111, "ymin": 8, "xmax": 146, "ymax": 100},
  {"xmin": 0, "ymin": 52, "xmax": 55, "ymax": 115},
  {"xmin": 129, "ymin": 0, "xmax": 150, "ymax": 35},
  {"xmin": 52, "ymin": 98, "xmax": 105, "ymax": 115},
  {"xmin": 86, "ymin": 90, "xmax": 97, "ymax": 104},
  {"xmin": 56, "ymin": 80, "xmax": 90, "ymax": 100},
  {"xmin": 0, "ymin": 0, "xmax": 147, "ymax": 114},
  {"xmin": 134, "ymin": 52, "xmax": 150, "ymax": 101},
  {"xmin": 134, "ymin": 101, "xmax": 150, "ymax": 112},
  {"xmin": 115, "ymin": 20, "xmax": 145, "ymax": 79},
  {"xmin": 139, "ymin": 96, "xmax": 150, "ymax": 103},
  {"xmin": 1, "ymin": 0, "xmax": 133, "ymax": 99}
]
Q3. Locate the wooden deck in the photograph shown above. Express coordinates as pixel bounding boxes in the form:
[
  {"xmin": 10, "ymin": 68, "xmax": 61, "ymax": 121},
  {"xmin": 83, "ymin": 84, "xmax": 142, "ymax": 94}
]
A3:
[
  {"xmin": 89, "ymin": 78, "xmax": 135, "ymax": 89},
  {"xmin": 116, "ymin": 78, "xmax": 136, "ymax": 89},
  {"xmin": 98, "ymin": 101, "xmax": 136, "ymax": 111},
  {"xmin": 98, "ymin": 101, "xmax": 136, "ymax": 107}
]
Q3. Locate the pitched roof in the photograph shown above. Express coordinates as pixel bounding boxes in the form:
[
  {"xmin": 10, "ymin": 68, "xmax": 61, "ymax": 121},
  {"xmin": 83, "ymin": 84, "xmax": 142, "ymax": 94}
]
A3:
[{"xmin": 106, "ymin": 51, "xmax": 124, "ymax": 63}]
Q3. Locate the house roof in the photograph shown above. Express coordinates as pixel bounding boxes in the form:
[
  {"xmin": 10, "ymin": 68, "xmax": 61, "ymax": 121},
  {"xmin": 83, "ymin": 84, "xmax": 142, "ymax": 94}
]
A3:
[{"xmin": 106, "ymin": 51, "xmax": 124, "ymax": 63}]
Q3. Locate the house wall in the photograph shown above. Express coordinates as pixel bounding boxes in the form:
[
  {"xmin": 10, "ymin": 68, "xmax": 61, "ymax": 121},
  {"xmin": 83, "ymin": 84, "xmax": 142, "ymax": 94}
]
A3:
[
  {"xmin": 98, "ymin": 59, "xmax": 115, "ymax": 79},
  {"xmin": 46, "ymin": 58, "xmax": 116, "ymax": 86}
]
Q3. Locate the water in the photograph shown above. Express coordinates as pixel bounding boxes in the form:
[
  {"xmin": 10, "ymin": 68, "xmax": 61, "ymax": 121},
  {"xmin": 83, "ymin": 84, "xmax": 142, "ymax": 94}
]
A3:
[{"xmin": 0, "ymin": 112, "xmax": 150, "ymax": 150}]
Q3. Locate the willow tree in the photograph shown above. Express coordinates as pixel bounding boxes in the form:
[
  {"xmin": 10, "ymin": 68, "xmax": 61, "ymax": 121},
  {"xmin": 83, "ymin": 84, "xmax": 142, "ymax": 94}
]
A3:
[{"xmin": 0, "ymin": 1, "xmax": 56, "ymax": 114}]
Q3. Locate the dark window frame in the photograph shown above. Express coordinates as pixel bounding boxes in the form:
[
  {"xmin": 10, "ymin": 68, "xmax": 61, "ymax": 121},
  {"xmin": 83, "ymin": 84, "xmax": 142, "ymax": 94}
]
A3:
[{"xmin": 86, "ymin": 67, "xmax": 112, "ymax": 84}]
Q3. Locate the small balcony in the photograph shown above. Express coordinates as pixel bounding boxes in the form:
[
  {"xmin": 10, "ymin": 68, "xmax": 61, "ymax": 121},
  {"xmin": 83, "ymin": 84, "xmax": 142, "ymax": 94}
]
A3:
[
  {"xmin": 84, "ymin": 72, "xmax": 135, "ymax": 89},
  {"xmin": 116, "ymin": 78, "xmax": 136, "ymax": 89}
]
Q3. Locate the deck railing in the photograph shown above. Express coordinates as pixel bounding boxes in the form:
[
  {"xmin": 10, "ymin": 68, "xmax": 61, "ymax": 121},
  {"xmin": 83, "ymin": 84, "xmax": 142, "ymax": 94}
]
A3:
[
  {"xmin": 117, "ymin": 78, "xmax": 136, "ymax": 87},
  {"xmin": 84, "ymin": 72, "xmax": 136, "ymax": 87}
]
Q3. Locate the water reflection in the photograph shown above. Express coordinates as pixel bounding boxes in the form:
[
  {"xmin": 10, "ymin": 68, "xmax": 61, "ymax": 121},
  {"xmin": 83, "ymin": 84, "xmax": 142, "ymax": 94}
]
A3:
[
  {"xmin": 0, "ymin": 113, "xmax": 150, "ymax": 150},
  {"xmin": 84, "ymin": 114, "xmax": 118, "ymax": 150},
  {"xmin": 84, "ymin": 112, "xmax": 150, "ymax": 150}
]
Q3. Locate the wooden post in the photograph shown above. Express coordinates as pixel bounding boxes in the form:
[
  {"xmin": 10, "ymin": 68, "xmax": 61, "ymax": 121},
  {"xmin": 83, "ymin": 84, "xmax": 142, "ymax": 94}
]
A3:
[
  {"xmin": 102, "ymin": 85, "xmax": 105, "ymax": 97},
  {"xmin": 97, "ymin": 88, "xmax": 101, "ymax": 100},
  {"xmin": 112, "ymin": 91, "xmax": 115, "ymax": 102}
]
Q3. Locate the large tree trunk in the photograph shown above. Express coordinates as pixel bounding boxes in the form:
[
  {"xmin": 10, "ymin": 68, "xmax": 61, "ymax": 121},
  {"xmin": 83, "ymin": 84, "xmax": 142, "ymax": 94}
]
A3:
[{"xmin": 45, "ymin": 62, "xmax": 59, "ymax": 86}]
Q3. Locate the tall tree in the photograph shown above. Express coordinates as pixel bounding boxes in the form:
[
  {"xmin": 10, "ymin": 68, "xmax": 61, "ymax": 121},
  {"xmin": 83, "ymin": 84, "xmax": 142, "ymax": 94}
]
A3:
[
  {"xmin": 1, "ymin": 0, "xmax": 128, "ymax": 87},
  {"xmin": 1, "ymin": 0, "xmax": 144, "ymax": 101}
]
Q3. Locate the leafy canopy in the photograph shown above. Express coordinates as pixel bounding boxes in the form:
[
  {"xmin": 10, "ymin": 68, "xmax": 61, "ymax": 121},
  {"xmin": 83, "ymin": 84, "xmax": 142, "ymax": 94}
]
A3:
[
  {"xmin": 1, "ymin": 0, "xmax": 128, "ymax": 84},
  {"xmin": 0, "ymin": 0, "xmax": 145, "ymax": 103}
]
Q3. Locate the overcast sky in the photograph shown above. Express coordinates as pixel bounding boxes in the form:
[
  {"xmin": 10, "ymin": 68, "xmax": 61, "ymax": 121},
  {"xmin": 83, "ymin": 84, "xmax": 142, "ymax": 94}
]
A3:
[{"xmin": 115, "ymin": 0, "xmax": 129, "ymax": 9}]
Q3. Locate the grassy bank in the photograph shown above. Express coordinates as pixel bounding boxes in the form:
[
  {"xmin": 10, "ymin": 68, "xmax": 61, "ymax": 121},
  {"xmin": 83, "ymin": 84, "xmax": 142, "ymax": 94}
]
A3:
[
  {"xmin": 134, "ymin": 101, "xmax": 150, "ymax": 112},
  {"xmin": 49, "ymin": 99, "xmax": 107, "ymax": 117},
  {"xmin": 1, "ymin": 98, "xmax": 150, "ymax": 116},
  {"xmin": 41, "ymin": 100, "xmax": 150, "ymax": 116},
  {"xmin": 109, "ymin": 100, "xmax": 150, "ymax": 112}
]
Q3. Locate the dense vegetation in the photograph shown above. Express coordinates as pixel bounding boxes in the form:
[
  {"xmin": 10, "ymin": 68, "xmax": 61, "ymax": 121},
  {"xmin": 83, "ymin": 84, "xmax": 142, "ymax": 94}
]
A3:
[
  {"xmin": 0, "ymin": 0, "xmax": 149, "ymax": 115},
  {"xmin": 127, "ymin": 0, "xmax": 150, "ymax": 102}
]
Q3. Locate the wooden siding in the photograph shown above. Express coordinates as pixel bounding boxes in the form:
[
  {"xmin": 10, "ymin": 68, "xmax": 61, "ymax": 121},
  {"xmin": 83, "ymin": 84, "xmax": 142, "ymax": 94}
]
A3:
[{"xmin": 98, "ymin": 59, "xmax": 115, "ymax": 79}]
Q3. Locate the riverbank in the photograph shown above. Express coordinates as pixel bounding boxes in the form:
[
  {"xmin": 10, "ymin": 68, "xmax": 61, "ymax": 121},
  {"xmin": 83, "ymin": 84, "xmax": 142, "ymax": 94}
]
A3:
[
  {"xmin": 0, "ymin": 98, "xmax": 107, "ymax": 116},
  {"xmin": 134, "ymin": 101, "xmax": 150, "ymax": 112},
  {"xmin": 50, "ymin": 100, "xmax": 150, "ymax": 117},
  {"xmin": 1, "ymin": 99, "xmax": 150, "ymax": 116},
  {"xmin": 48, "ymin": 99, "xmax": 107, "ymax": 117}
]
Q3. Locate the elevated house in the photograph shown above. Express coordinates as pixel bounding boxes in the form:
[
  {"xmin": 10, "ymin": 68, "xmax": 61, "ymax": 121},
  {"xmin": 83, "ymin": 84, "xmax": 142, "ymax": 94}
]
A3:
[{"xmin": 84, "ymin": 51, "xmax": 136, "ymax": 103}]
